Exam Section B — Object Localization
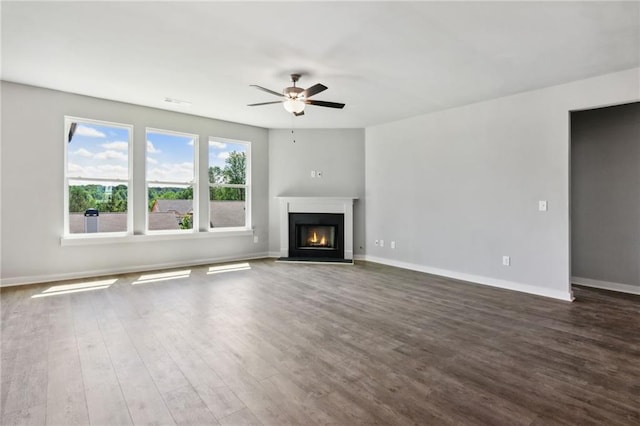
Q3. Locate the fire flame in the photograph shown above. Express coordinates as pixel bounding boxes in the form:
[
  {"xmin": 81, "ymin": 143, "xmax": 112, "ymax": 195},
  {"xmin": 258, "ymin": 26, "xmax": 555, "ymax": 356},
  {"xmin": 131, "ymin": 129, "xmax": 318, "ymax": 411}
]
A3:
[{"xmin": 309, "ymin": 231, "xmax": 327, "ymax": 246}]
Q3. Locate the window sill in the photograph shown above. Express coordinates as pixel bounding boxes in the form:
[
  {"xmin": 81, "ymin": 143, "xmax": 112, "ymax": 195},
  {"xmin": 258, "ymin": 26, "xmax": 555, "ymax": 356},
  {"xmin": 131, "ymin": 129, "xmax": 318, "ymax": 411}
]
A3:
[{"xmin": 60, "ymin": 228, "xmax": 253, "ymax": 246}]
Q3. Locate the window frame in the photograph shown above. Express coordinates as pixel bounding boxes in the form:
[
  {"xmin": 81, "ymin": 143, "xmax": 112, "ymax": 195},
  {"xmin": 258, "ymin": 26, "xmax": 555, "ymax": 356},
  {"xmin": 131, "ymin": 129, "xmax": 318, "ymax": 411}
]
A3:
[
  {"xmin": 145, "ymin": 127, "xmax": 199, "ymax": 234},
  {"xmin": 208, "ymin": 137, "xmax": 251, "ymax": 232},
  {"xmin": 63, "ymin": 116, "xmax": 134, "ymax": 237}
]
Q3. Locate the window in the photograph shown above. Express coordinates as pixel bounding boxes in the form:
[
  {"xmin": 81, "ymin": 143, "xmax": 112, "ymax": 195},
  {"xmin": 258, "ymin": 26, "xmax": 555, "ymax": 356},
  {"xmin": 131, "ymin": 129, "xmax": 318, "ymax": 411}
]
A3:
[
  {"xmin": 65, "ymin": 117, "xmax": 132, "ymax": 235},
  {"xmin": 208, "ymin": 137, "xmax": 250, "ymax": 229},
  {"xmin": 146, "ymin": 129, "xmax": 197, "ymax": 232}
]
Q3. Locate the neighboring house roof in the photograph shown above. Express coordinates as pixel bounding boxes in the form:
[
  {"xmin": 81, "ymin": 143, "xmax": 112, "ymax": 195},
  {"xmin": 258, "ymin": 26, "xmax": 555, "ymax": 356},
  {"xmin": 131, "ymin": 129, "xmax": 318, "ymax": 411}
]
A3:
[
  {"xmin": 69, "ymin": 212, "xmax": 179, "ymax": 233},
  {"xmin": 210, "ymin": 201, "xmax": 245, "ymax": 228},
  {"xmin": 69, "ymin": 201, "xmax": 245, "ymax": 233},
  {"xmin": 147, "ymin": 213, "xmax": 184, "ymax": 231},
  {"xmin": 152, "ymin": 199, "xmax": 193, "ymax": 215}
]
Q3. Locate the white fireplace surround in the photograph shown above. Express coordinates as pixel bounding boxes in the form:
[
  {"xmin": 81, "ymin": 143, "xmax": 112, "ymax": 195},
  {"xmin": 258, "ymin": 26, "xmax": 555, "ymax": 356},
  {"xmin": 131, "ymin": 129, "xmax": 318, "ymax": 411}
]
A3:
[{"xmin": 278, "ymin": 197, "xmax": 357, "ymax": 260}]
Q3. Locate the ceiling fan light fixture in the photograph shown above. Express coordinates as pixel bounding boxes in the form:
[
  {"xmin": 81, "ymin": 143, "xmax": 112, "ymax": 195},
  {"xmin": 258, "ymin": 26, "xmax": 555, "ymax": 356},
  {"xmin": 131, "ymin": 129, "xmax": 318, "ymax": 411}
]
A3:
[{"xmin": 283, "ymin": 98, "xmax": 305, "ymax": 114}]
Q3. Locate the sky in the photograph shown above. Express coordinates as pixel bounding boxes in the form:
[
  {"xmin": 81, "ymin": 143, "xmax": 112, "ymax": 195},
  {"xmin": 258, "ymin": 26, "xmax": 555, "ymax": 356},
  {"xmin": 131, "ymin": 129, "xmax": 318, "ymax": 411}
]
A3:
[
  {"xmin": 146, "ymin": 130, "xmax": 194, "ymax": 183},
  {"xmin": 68, "ymin": 121, "xmax": 247, "ymax": 185},
  {"xmin": 67, "ymin": 122, "xmax": 130, "ymax": 182}
]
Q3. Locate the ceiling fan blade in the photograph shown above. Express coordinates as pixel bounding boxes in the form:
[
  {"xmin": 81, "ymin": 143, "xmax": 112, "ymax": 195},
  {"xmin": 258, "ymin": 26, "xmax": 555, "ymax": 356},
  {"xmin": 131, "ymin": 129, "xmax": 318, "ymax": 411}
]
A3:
[
  {"xmin": 305, "ymin": 99, "xmax": 345, "ymax": 109},
  {"xmin": 294, "ymin": 110, "xmax": 305, "ymax": 117},
  {"xmin": 247, "ymin": 101, "xmax": 284, "ymax": 106},
  {"xmin": 301, "ymin": 83, "xmax": 327, "ymax": 99},
  {"xmin": 250, "ymin": 85, "xmax": 283, "ymax": 97}
]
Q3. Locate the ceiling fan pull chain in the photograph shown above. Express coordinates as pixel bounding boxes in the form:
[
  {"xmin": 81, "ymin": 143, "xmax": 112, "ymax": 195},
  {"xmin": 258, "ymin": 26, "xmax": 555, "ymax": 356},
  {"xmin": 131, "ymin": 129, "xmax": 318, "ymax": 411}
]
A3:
[{"xmin": 291, "ymin": 117, "xmax": 296, "ymax": 143}]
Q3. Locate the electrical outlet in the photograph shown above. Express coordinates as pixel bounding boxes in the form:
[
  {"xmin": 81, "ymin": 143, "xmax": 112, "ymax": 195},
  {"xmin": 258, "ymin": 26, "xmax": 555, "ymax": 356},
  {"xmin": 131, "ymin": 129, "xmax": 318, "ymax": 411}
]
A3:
[
  {"xmin": 391, "ymin": 241, "xmax": 396, "ymax": 249},
  {"xmin": 502, "ymin": 256, "xmax": 510, "ymax": 266},
  {"xmin": 539, "ymin": 200, "xmax": 548, "ymax": 211},
  {"xmin": 380, "ymin": 239, "xmax": 384, "ymax": 247},
  {"xmin": 375, "ymin": 240, "xmax": 379, "ymax": 246},
  {"xmin": 253, "ymin": 235, "xmax": 259, "ymax": 243},
  {"xmin": 310, "ymin": 170, "xmax": 316, "ymax": 178}
]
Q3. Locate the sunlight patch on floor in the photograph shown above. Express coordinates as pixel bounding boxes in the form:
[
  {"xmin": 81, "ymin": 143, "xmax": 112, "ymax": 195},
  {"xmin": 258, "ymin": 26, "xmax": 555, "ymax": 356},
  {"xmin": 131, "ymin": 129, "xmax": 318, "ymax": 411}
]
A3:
[
  {"xmin": 32, "ymin": 278, "xmax": 117, "ymax": 298},
  {"xmin": 132, "ymin": 269, "xmax": 191, "ymax": 285},
  {"xmin": 207, "ymin": 262, "xmax": 251, "ymax": 275}
]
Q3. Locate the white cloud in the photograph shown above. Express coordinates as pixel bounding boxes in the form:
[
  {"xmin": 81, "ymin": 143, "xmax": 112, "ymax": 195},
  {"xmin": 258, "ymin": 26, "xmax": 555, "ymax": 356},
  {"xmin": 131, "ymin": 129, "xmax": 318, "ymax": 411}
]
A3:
[
  {"xmin": 67, "ymin": 163, "xmax": 128, "ymax": 180},
  {"xmin": 187, "ymin": 139, "xmax": 195, "ymax": 146},
  {"xmin": 94, "ymin": 150, "xmax": 127, "ymax": 161},
  {"xmin": 75, "ymin": 125, "xmax": 106, "ymax": 138},
  {"xmin": 67, "ymin": 162, "xmax": 85, "ymax": 175},
  {"xmin": 101, "ymin": 141, "xmax": 128, "ymax": 151},
  {"xmin": 147, "ymin": 157, "xmax": 158, "ymax": 164},
  {"xmin": 209, "ymin": 141, "xmax": 227, "ymax": 149},
  {"xmin": 147, "ymin": 162, "xmax": 194, "ymax": 183},
  {"xmin": 217, "ymin": 152, "xmax": 230, "ymax": 160},
  {"xmin": 96, "ymin": 165, "xmax": 128, "ymax": 180},
  {"xmin": 147, "ymin": 140, "xmax": 161, "ymax": 154},
  {"xmin": 71, "ymin": 148, "xmax": 93, "ymax": 157}
]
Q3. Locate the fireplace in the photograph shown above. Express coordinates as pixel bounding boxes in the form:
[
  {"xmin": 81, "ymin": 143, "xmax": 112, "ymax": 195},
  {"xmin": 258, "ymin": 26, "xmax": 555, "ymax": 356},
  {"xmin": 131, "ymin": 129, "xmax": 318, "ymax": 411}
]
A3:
[
  {"xmin": 277, "ymin": 197, "xmax": 356, "ymax": 262},
  {"xmin": 288, "ymin": 213, "xmax": 344, "ymax": 259}
]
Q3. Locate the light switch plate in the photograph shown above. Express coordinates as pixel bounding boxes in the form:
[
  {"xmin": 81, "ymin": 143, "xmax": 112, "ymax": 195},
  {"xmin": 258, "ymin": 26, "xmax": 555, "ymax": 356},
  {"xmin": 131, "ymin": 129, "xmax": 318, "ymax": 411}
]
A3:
[{"xmin": 539, "ymin": 200, "xmax": 548, "ymax": 211}]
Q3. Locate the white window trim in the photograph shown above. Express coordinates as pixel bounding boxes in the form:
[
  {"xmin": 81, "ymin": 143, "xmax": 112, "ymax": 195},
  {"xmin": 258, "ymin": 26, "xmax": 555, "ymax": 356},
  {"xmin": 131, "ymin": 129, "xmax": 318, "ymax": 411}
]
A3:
[
  {"xmin": 64, "ymin": 116, "xmax": 134, "ymax": 236},
  {"xmin": 145, "ymin": 127, "xmax": 199, "ymax": 234},
  {"xmin": 208, "ymin": 137, "xmax": 251, "ymax": 232},
  {"xmin": 60, "ymin": 228, "xmax": 253, "ymax": 246}
]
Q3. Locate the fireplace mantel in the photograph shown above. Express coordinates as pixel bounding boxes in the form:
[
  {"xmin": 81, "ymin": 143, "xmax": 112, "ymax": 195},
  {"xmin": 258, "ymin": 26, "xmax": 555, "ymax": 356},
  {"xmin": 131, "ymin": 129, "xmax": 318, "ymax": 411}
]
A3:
[{"xmin": 277, "ymin": 196, "xmax": 357, "ymax": 260}]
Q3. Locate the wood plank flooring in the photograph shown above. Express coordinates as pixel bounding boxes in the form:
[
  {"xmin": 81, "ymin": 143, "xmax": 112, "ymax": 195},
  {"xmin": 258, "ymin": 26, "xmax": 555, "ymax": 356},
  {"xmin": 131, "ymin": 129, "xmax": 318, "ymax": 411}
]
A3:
[{"xmin": 1, "ymin": 259, "xmax": 639, "ymax": 425}]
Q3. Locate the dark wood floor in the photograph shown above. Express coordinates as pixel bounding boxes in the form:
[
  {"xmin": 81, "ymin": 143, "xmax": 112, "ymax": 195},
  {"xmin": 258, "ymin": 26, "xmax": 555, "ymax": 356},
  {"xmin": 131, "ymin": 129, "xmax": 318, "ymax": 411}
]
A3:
[{"xmin": 1, "ymin": 259, "xmax": 639, "ymax": 425}]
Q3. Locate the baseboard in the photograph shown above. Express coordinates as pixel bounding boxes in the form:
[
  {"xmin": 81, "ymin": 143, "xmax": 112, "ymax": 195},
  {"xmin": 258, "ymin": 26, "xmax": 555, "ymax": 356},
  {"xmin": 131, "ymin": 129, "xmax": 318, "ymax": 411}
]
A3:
[
  {"xmin": 362, "ymin": 255, "xmax": 574, "ymax": 302},
  {"xmin": 572, "ymin": 276, "xmax": 640, "ymax": 295},
  {"xmin": 0, "ymin": 252, "xmax": 271, "ymax": 287}
]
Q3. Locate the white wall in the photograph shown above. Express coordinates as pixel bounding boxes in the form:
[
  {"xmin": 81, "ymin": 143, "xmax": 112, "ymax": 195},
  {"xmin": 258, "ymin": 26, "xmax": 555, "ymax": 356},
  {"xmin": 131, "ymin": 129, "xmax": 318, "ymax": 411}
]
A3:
[
  {"xmin": 268, "ymin": 129, "xmax": 365, "ymax": 255},
  {"xmin": 365, "ymin": 68, "xmax": 640, "ymax": 301},
  {"xmin": 1, "ymin": 82, "xmax": 269, "ymax": 285}
]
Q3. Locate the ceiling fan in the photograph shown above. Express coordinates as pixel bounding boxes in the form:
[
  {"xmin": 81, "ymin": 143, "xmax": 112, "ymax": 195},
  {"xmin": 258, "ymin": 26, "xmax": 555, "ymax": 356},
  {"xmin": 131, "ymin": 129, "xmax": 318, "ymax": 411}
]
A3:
[{"xmin": 247, "ymin": 74, "xmax": 345, "ymax": 116}]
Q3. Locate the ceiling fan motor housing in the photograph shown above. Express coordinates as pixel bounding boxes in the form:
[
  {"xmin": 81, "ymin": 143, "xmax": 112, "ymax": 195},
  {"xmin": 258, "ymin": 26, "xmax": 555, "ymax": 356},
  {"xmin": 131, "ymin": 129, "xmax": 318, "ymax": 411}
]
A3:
[{"xmin": 284, "ymin": 86, "xmax": 304, "ymax": 99}]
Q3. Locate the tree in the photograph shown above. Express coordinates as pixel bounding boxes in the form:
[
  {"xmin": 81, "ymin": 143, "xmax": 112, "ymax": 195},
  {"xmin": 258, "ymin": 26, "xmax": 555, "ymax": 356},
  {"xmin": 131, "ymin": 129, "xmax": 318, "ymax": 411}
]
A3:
[
  {"xmin": 223, "ymin": 151, "xmax": 246, "ymax": 185},
  {"xmin": 209, "ymin": 166, "xmax": 223, "ymax": 184},
  {"xmin": 99, "ymin": 185, "xmax": 127, "ymax": 212},
  {"xmin": 69, "ymin": 186, "xmax": 94, "ymax": 212},
  {"xmin": 179, "ymin": 213, "xmax": 193, "ymax": 230},
  {"xmin": 177, "ymin": 186, "xmax": 193, "ymax": 200},
  {"xmin": 209, "ymin": 151, "xmax": 246, "ymax": 201}
]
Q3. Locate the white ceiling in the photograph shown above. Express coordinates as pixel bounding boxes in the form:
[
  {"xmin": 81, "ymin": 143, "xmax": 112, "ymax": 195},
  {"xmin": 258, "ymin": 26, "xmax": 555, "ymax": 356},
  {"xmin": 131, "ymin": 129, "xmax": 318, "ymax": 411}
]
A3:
[{"xmin": 2, "ymin": 1, "xmax": 638, "ymax": 129}]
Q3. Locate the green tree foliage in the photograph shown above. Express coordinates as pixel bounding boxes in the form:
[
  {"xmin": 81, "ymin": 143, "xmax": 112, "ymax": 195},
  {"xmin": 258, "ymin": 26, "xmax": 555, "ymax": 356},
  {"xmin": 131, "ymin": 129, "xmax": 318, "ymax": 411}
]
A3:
[
  {"xmin": 69, "ymin": 186, "xmax": 95, "ymax": 212},
  {"xmin": 99, "ymin": 185, "xmax": 127, "ymax": 212},
  {"xmin": 179, "ymin": 213, "xmax": 193, "ymax": 230},
  {"xmin": 68, "ymin": 184, "xmax": 127, "ymax": 213},
  {"xmin": 224, "ymin": 151, "xmax": 246, "ymax": 185},
  {"xmin": 209, "ymin": 151, "xmax": 246, "ymax": 201},
  {"xmin": 209, "ymin": 166, "xmax": 223, "ymax": 184}
]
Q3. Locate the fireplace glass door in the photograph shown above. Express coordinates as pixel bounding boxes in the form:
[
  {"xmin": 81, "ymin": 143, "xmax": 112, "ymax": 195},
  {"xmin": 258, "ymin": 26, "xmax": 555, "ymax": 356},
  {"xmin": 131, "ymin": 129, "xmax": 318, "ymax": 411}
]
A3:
[{"xmin": 288, "ymin": 212, "xmax": 344, "ymax": 259}]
